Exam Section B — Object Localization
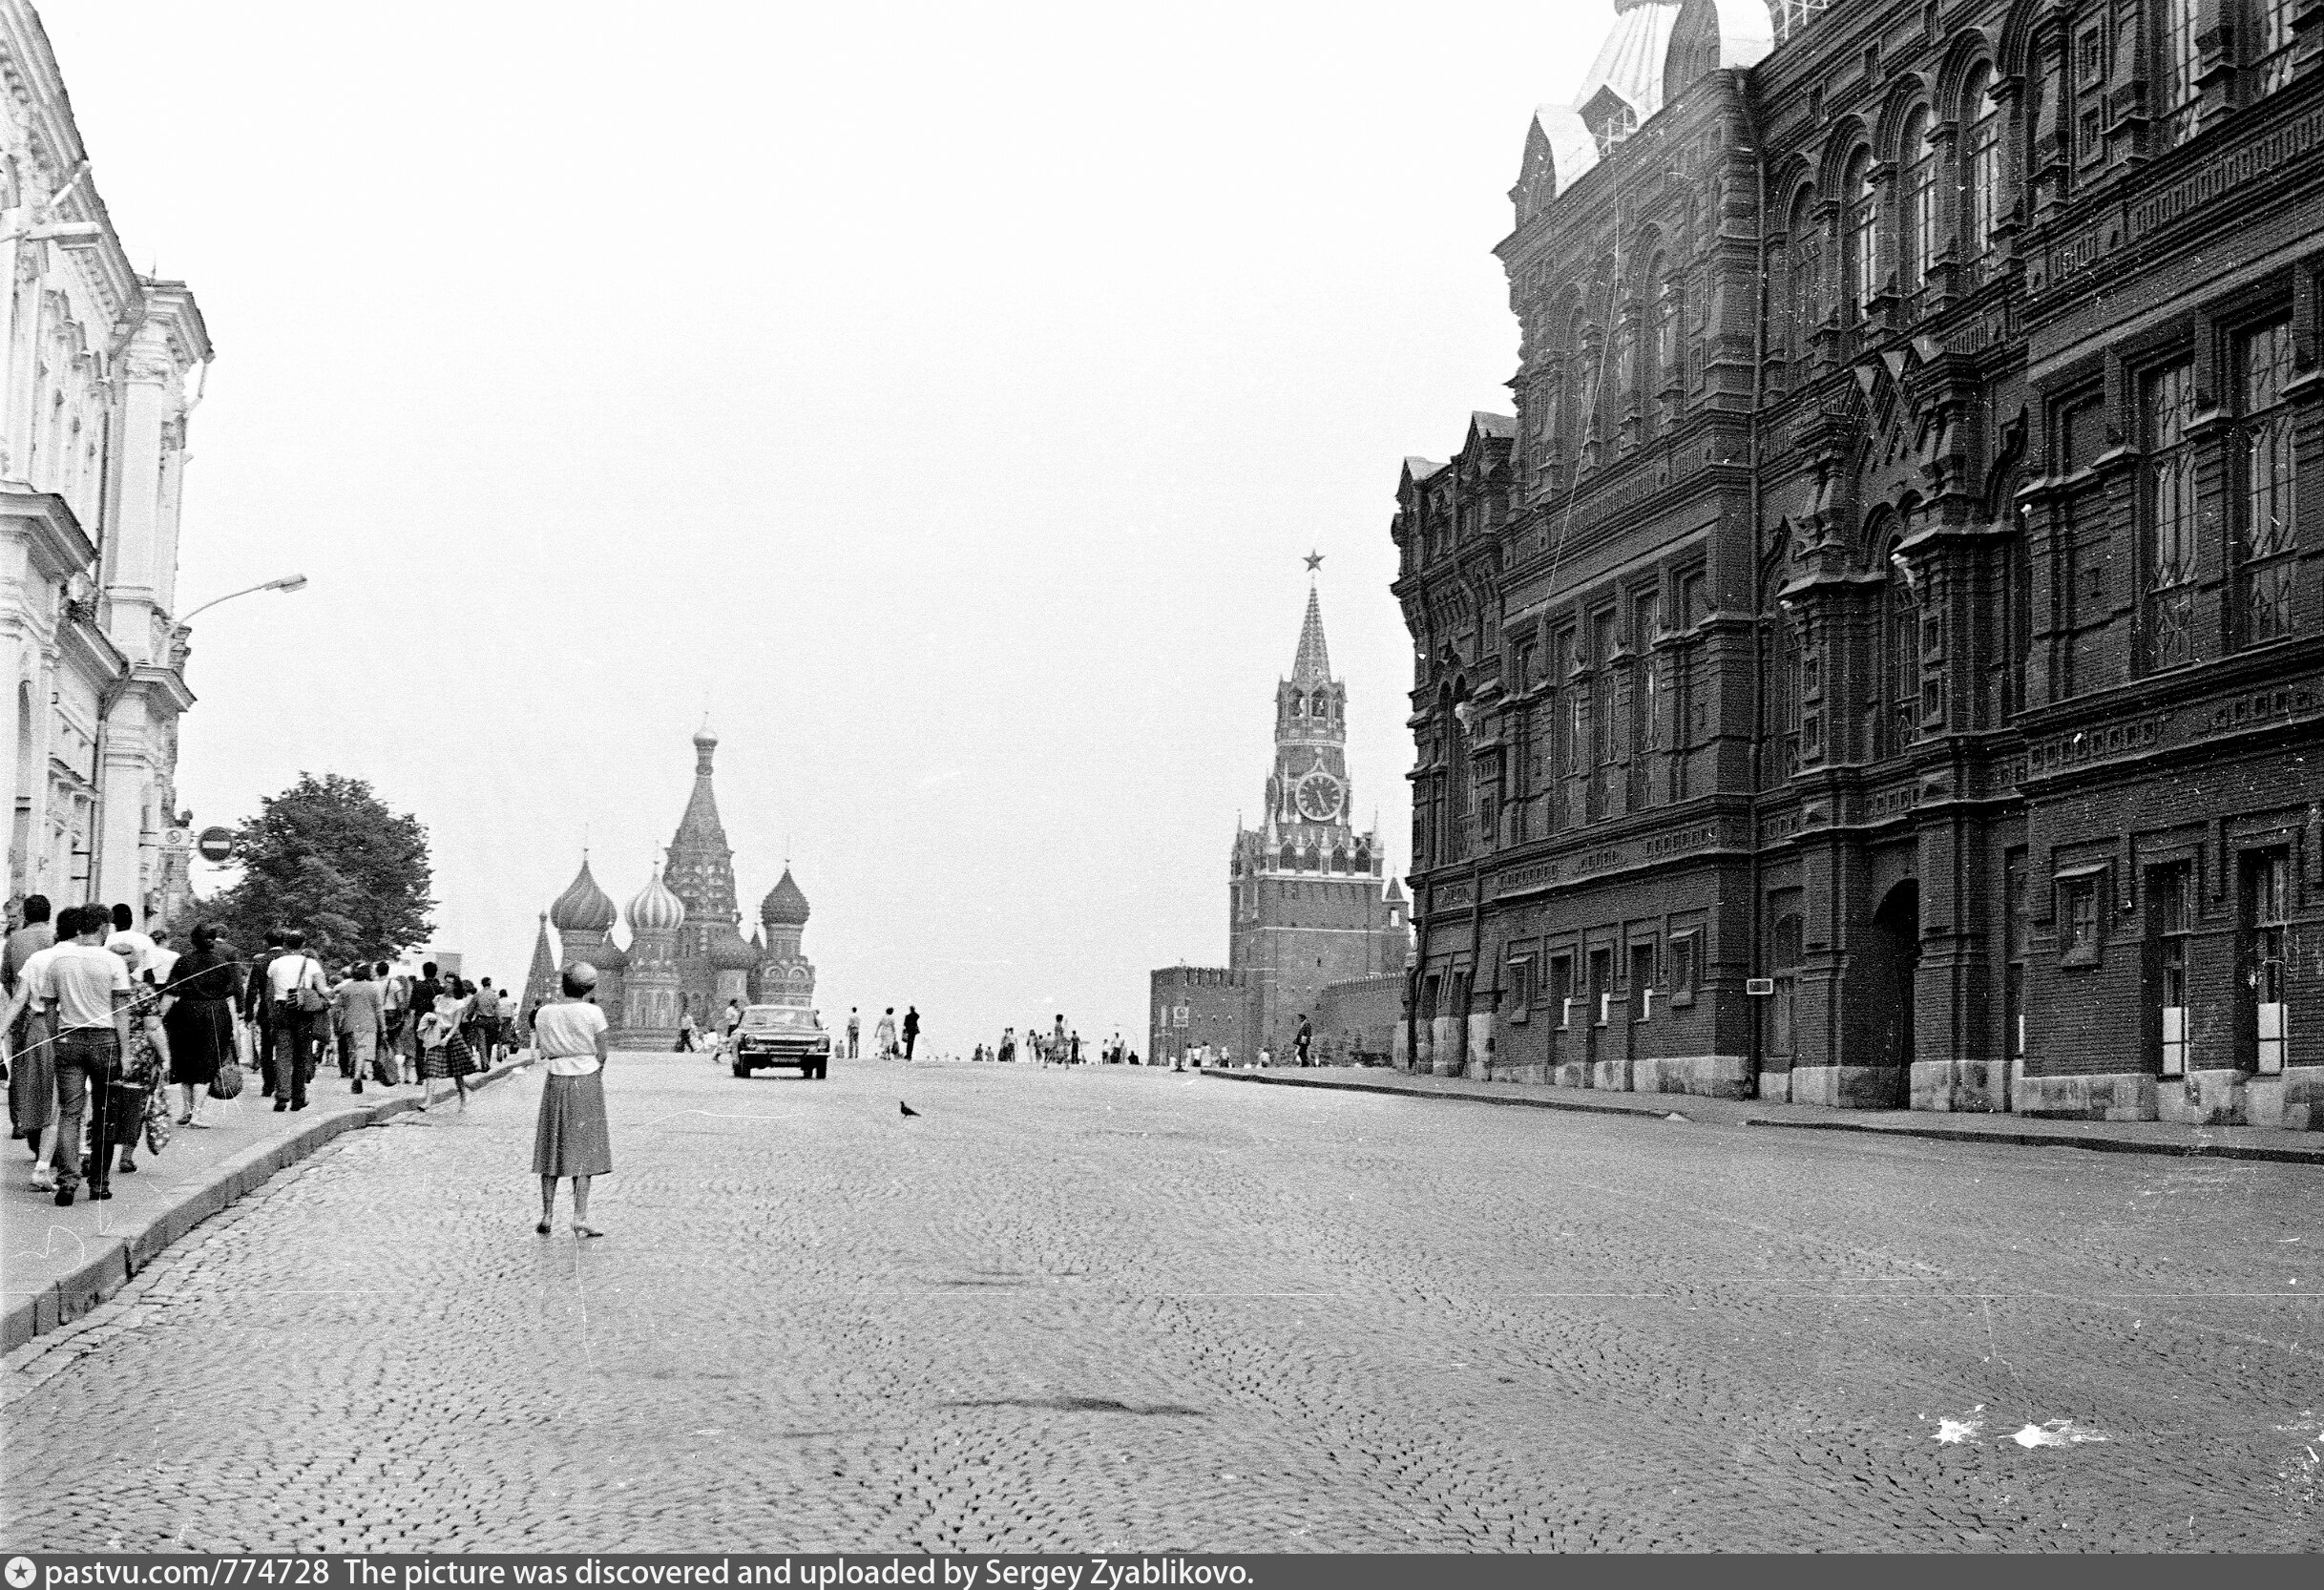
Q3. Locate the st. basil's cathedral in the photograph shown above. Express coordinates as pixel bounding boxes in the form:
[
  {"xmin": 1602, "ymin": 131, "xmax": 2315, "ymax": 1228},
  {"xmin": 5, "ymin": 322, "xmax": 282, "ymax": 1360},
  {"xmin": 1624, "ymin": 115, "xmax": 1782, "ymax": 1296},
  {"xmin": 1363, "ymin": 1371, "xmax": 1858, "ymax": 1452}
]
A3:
[{"xmin": 524, "ymin": 725, "xmax": 816, "ymax": 1049}]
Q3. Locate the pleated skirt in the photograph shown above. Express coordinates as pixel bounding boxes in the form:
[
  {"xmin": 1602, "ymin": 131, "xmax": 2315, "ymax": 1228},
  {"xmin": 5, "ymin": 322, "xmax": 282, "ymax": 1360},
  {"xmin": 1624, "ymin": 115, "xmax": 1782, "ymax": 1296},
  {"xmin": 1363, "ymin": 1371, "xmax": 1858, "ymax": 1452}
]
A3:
[{"xmin": 533, "ymin": 1070, "xmax": 613, "ymax": 1178}]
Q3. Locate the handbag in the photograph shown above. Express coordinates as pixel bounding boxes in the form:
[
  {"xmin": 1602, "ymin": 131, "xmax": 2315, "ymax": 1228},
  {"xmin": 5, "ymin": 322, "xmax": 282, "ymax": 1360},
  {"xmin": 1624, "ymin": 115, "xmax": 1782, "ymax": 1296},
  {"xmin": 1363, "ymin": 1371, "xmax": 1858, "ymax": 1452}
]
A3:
[
  {"xmin": 106, "ymin": 1079, "xmax": 149, "ymax": 1146},
  {"xmin": 143, "ymin": 1089, "xmax": 172, "ymax": 1155},
  {"xmin": 292, "ymin": 958, "xmax": 328, "ymax": 1015},
  {"xmin": 371, "ymin": 1042, "xmax": 398, "ymax": 1087},
  {"xmin": 211, "ymin": 1057, "xmax": 244, "ymax": 1100}
]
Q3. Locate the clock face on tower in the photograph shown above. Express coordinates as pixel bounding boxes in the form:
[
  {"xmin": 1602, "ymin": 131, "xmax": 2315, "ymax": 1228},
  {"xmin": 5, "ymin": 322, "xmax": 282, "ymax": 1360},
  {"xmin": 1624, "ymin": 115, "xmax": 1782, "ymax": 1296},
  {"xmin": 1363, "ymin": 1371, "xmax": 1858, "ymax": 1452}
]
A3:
[{"xmin": 1294, "ymin": 771, "xmax": 1343, "ymax": 822}]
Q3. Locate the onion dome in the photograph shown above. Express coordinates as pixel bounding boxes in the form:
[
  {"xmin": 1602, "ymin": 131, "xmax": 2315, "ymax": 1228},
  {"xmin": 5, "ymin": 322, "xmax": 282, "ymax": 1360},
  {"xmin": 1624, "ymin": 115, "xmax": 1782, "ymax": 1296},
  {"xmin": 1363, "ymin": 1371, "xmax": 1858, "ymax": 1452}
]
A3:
[
  {"xmin": 706, "ymin": 931, "xmax": 760, "ymax": 972},
  {"xmin": 627, "ymin": 867, "xmax": 687, "ymax": 935},
  {"xmin": 549, "ymin": 855, "xmax": 618, "ymax": 933},
  {"xmin": 760, "ymin": 868, "xmax": 810, "ymax": 927}
]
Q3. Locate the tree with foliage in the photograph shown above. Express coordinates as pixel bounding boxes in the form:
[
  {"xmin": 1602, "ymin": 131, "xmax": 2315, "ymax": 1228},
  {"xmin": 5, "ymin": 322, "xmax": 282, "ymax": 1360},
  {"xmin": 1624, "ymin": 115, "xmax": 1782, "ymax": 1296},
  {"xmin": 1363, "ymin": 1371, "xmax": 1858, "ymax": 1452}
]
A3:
[{"xmin": 203, "ymin": 773, "xmax": 435, "ymax": 965}]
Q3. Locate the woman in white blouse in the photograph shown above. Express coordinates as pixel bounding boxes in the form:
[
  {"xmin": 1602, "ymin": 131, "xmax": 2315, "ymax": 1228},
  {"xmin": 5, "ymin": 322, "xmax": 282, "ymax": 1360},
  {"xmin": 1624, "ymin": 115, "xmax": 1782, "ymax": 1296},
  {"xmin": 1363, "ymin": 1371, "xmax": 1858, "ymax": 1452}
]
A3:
[{"xmin": 531, "ymin": 962, "xmax": 613, "ymax": 1237}]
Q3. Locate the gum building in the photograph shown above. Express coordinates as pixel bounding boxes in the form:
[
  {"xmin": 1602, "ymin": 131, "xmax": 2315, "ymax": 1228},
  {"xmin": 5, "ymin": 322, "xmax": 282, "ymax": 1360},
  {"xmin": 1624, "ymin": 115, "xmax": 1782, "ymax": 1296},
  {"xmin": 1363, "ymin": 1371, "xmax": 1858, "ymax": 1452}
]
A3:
[
  {"xmin": 1392, "ymin": 0, "xmax": 2322, "ymax": 1130},
  {"xmin": 1151, "ymin": 578, "xmax": 1412, "ymax": 1065}
]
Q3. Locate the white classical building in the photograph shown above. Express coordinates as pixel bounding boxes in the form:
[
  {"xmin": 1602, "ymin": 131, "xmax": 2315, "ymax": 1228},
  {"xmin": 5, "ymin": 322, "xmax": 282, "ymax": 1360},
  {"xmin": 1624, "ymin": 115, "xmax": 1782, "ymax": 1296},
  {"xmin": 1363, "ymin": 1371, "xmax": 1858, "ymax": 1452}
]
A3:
[{"xmin": 0, "ymin": 0, "xmax": 210, "ymax": 927}]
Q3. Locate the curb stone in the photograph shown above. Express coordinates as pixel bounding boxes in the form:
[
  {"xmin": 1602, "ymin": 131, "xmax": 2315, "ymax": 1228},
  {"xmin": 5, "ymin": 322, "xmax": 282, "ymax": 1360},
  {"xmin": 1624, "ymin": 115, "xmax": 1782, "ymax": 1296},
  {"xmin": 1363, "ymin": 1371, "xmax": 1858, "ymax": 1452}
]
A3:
[
  {"xmin": 0, "ymin": 1056, "xmax": 530, "ymax": 1355},
  {"xmin": 1200, "ymin": 1067, "xmax": 1682, "ymax": 1120},
  {"xmin": 1740, "ymin": 1114, "xmax": 2324, "ymax": 1165},
  {"xmin": 1200, "ymin": 1067, "xmax": 2324, "ymax": 1166}
]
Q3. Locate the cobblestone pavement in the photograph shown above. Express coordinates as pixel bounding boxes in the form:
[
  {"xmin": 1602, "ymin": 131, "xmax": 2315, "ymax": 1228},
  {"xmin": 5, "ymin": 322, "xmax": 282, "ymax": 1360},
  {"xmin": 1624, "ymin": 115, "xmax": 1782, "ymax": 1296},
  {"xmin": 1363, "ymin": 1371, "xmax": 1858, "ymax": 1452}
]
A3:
[{"xmin": 2, "ymin": 1057, "xmax": 2318, "ymax": 1552}]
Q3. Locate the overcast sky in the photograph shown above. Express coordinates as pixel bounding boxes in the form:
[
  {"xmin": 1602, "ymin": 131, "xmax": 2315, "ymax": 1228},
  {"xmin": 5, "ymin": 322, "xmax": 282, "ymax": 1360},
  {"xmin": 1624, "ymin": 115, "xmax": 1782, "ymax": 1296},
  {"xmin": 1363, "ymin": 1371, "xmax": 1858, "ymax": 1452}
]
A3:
[{"xmin": 47, "ymin": 0, "xmax": 1612, "ymax": 1048}]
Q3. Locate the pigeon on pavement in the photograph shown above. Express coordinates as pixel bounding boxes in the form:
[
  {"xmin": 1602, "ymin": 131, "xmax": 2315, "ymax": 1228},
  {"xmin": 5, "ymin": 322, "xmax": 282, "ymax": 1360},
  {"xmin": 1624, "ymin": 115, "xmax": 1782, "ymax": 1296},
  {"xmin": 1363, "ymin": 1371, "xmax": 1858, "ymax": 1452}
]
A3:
[{"xmin": 899, "ymin": 1101, "xmax": 920, "ymax": 1118}]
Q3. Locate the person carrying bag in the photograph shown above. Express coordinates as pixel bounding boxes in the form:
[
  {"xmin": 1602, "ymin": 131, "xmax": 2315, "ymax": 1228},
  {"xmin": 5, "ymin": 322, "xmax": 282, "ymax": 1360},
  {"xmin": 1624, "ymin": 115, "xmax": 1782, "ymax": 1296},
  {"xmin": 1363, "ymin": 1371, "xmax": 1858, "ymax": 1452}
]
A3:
[{"xmin": 264, "ymin": 931, "xmax": 327, "ymax": 1112}]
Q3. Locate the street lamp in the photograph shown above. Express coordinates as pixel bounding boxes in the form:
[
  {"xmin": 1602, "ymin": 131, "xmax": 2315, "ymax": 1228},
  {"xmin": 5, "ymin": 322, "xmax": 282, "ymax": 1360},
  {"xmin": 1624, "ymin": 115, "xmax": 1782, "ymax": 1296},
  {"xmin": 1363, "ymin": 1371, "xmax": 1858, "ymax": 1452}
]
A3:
[
  {"xmin": 87, "ymin": 574, "xmax": 307, "ymax": 902},
  {"xmin": 178, "ymin": 573, "xmax": 307, "ymax": 624}
]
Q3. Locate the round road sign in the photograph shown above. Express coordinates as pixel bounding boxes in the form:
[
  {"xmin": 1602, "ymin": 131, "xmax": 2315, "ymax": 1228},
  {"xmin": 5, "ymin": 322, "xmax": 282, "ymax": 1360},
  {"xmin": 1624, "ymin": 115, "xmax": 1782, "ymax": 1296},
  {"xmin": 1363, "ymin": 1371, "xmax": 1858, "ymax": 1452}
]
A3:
[{"xmin": 196, "ymin": 826, "xmax": 238, "ymax": 864}]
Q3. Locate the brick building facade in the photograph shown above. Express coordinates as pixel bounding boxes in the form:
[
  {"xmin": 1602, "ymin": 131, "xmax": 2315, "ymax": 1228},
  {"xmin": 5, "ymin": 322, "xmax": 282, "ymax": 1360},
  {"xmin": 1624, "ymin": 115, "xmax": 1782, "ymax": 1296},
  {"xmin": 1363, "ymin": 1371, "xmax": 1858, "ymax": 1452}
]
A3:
[
  {"xmin": 1150, "ymin": 580, "xmax": 1412, "ymax": 1067},
  {"xmin": 1394, "ymin": 0, "xmax": 2322, "ymax": 1129}
]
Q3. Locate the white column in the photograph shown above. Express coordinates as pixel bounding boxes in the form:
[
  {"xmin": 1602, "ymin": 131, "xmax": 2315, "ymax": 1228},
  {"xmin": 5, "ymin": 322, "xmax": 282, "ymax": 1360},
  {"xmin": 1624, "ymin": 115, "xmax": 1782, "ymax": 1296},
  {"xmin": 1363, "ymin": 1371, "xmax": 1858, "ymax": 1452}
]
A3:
[
  {"xmin": 105, "ymin": 360, "xmax": 174, "ymax": 662},
  {"xmin": 93, "ymin": 689, "xmax": 149, "ymax": 915}
]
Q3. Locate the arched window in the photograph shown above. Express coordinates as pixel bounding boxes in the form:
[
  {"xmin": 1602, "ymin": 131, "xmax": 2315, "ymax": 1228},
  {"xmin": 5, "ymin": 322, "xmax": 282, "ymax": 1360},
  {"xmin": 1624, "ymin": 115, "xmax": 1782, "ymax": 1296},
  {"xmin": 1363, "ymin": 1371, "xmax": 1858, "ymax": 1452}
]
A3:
[
  {"xmin": 1786, "ymin": 186, "xmax": 1822, "ymax": 368},
  {"xmin": 1288, "ymin": 693, "xmax": 1303, "ymax": 718},
  {"xmin": 1961, "ymin": 68, "xmax": 2001, "ymax": 283},
  {"xmin": 1649, "ymin": 256, "xmax": 1679, "ymax": 429},
  {"xmin": 1280, "ymin": 845, "xmax": 1297, "ymax": 871},
  {"xmin": 1311, "ymin": 690, "xmax": 1329, "ymax": 719},
  {"xmin": 1845, "ymin": 148, "xmax": 1880, "ymax": 320},
  {"xmin": 2159, "ymin": 0, "xmax": 2201, "ymax": 147},
  {"xmin": 1900, "ymin": 106, "xmax": 1937, "ymax": 298}
]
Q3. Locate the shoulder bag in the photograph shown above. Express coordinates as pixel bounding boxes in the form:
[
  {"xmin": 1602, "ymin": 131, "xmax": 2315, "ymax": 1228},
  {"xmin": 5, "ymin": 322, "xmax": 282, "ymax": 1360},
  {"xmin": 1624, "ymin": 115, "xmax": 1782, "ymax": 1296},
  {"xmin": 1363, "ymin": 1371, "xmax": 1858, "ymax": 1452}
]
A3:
[{"xmin": 293, "ymin": 958, "xmax": 328, "ymax": 1015}]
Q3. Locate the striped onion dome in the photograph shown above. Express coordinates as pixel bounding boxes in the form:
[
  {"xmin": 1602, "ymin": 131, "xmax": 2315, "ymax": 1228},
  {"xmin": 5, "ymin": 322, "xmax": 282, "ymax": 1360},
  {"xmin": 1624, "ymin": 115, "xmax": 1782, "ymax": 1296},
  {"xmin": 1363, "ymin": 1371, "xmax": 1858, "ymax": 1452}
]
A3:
[{"xmin": 627, "ymin": 867, "xmax": 687, "ymax": 935}]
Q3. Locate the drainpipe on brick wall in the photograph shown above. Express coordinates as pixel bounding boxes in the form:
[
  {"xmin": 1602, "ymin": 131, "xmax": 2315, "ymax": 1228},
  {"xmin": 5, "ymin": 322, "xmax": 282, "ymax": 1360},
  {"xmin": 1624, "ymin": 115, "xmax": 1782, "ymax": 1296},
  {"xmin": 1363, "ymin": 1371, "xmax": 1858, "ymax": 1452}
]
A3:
[{"xmin": 1738, "ymin": 68, "xmax": 1771, "ymax": 1100}]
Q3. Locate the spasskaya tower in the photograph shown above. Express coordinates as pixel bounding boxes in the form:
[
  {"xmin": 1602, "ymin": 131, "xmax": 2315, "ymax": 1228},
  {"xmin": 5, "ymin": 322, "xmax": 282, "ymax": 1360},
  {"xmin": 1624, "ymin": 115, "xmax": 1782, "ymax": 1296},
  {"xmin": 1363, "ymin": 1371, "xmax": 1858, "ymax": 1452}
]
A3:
[{"xmin": 1226, "ymin": 560, "xmax": 1408, "ymax": 1056}]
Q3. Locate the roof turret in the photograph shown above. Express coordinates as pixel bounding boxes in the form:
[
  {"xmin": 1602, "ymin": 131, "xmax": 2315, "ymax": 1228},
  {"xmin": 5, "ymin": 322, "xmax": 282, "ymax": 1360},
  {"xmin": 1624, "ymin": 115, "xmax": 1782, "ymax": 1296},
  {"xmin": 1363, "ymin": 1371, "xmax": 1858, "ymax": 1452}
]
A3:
[
  {"xmin": 549, "ymin": 855, "xmax": 618, "ymax": 933},
  {"xmin": 761, "ymin": 868, "xmax": 810, "ymax": 928},
  {"xmin": 627, "ymin": 867, "xmax": 686, "ymax": 935},
  {"xmin": 707, "ymin": 932, "xmax": 761, "ymax": 972}
]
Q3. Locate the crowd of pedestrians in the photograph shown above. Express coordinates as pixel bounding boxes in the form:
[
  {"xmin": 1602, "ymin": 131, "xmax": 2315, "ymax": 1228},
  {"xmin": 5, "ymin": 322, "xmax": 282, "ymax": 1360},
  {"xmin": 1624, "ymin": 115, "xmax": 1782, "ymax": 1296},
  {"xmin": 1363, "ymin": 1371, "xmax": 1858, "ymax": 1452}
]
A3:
[{"xmin": 1, "ymin": 896, "xmax": 527, "ymax": 1206}]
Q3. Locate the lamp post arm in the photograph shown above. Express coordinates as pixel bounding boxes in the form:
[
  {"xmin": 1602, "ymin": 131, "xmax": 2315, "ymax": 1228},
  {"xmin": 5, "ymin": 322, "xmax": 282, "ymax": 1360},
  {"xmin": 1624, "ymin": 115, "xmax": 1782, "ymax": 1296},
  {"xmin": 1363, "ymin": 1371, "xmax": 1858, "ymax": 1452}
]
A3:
[{"xmin": 178, "ymin": 578, "xmax": 297, "ymax": 624}]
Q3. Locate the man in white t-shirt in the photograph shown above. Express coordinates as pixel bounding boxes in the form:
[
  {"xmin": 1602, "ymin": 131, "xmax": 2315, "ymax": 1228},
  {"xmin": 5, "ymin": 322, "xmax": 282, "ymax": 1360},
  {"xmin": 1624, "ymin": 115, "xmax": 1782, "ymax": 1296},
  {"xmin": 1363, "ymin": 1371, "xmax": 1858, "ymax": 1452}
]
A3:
[
  {"xmin": 264, "ymin": 930, "xmax": 328, "ymax": 1111},
  {"xmin": 30, "ymin": 904, "xmax": 132, "ymax": 1205}
]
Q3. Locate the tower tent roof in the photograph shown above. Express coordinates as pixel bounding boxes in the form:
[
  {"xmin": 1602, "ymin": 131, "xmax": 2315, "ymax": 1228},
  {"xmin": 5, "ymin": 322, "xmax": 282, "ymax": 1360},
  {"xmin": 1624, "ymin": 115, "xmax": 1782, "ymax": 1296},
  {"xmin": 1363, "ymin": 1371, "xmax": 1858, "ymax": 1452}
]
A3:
[
  {"xmin": 1289, "ymin": 585, "xmax": 1332, "ymax": 684},
  {"xmin": 523, "ymin": 913, "xmax": 559, "ymax": 1013}
]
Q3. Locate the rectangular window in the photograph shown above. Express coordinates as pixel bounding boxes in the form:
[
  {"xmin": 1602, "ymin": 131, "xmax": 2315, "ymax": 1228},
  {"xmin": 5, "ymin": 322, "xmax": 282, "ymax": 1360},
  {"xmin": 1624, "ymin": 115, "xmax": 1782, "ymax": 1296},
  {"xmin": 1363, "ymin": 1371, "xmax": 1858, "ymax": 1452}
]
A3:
[
  {"xmin": 2151, "ymin": 864, "xmax": 2191, "ymax": 1076},
  {"xmin": 1588, "ymin": 948, "xmax": 1612, "ymax": 1026},
  {"xmin": 2004, "ymin": 850, "xmax": 2028, "ymax": 1059},
  {"xmin": 2255, "ymin": 0, "xmax": 2295, "ymax": 94},
  {"xmin": 2236, "ymin": 322, "xmax": 2298, "ymax": 646},
  {"xmin": 1966, "ymin": 92, "xmax": 2001, "ymax": 281},
  {"xmin": 1548, "ymin": 953, "xmax": 1573, "ymax": 1024},
  {"xmin": 2058, "ymin": 869, "xmax": 2104, "ymax": 966},
  {"xmin": 2143, "ymin": 362, "xmax": 2199, "ymax": 670},
  {"xmin": 1516, "ymin": 641, "xmax": 1538, "ymax": 693},
  {"xmin": 1630, "ymin": 943, "xmax": 1658, "ymax": 1022},
  {"xmin": 1508, "ymin": 956, "xmax": 1533, "ymax": 1026},
  {"xmin": 1632, "ymin": 591, "xmax": 1663, "ymax": 807},
  {"xmin": 1778, "ymin": 620, "xmax": 1803, "ymax": 780},
  {"xmin": 2160, "ymin": 0, "xmax": 2201, "ymax": 147},
  {"xmin": 1670, "ymin": 932, "xmax": 1698, "ymax": 1005},
  {"xmin": 2245, "ymin": 850, "xmax": 2290, "ymax": 1074}
]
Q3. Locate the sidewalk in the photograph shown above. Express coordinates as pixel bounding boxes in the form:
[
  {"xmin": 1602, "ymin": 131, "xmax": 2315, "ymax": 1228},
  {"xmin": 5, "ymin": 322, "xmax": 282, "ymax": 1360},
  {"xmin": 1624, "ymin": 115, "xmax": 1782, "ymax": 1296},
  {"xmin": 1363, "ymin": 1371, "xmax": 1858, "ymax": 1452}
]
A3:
[
  {"xmin": 1, "ymin": 1053, "xmax": 529, "ymax": 1352},
  {"xmin": 1200, "ymin": 1066, "xmax": 2324, "ymax": 1165}
]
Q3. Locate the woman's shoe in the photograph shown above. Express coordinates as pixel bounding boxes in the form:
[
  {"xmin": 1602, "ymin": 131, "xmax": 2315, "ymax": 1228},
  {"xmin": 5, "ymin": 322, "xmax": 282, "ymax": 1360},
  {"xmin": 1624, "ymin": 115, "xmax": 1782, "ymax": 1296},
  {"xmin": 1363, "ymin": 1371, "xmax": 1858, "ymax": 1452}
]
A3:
[
  {"xmin": 176, "ymin": 1113, "xmax": 192, "ymax": 1125},
  {"xmin": 535, "ymin": 1221, "xmax": 551, "ymax": 1235}
]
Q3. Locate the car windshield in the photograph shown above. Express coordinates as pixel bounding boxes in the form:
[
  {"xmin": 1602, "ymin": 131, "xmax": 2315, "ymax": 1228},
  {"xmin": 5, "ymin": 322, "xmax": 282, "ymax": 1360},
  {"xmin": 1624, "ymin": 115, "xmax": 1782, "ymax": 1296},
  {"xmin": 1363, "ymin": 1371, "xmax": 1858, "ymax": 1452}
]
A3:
[{"xmin": 740, "ymin": 1007, "xmax": 815, "ymax": 1031}]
